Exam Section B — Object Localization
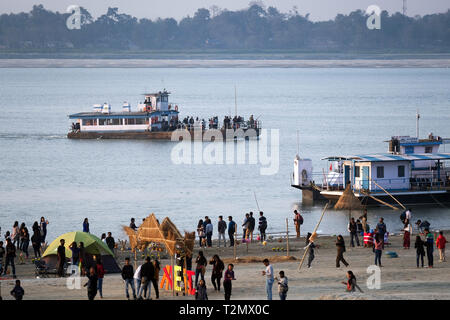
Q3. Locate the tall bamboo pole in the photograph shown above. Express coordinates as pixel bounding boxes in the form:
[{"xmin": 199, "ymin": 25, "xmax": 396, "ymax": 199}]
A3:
[
  {"xmin": 233, "ymin": 224, "xmax": 237, "ymax": 260},
  {"xmin": 298, "ymin": 203, "xmax": 329, "ymax": 271},
  {"xmin": 286, "ymin": 218, "xmax": 290, "ymax": 257},
  {"xmin": 371, "ymin": 179, "xmax": 406, "ymax": 209}
]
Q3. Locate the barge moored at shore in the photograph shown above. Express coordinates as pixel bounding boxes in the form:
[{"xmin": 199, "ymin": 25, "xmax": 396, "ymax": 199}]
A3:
[
  {"xmin": 292, "ymin": 134, "xmax": 450, "ymax": 206},
  {"xmin": 68, "ymin": 90, "xmax": 260, "ymax": 140}
]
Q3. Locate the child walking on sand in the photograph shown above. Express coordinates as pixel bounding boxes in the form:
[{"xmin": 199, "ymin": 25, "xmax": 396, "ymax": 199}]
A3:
[
  {"xmin": 275, "ymin": 271, "xmax": 288, "ymax": 300},
  {"xmin": 342, "ymin": 271, "xmax": 363, "ymax": 293},
  {"xmin": 436, "ymin": 231, "xmax": 447, "ymax": 262},
  {"xmin": 223, "ymin": 264, "xmax": 235, "ymax": 300},
  {"xmin": 10, "ymin": 279, "xmax": 25, "ymax": 300}
]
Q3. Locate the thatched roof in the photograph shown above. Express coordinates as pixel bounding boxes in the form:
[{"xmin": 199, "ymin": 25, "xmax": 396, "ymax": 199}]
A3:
[
  {"xmin": 334, "ymin": 185, "xmax": 363, "ymax": 210},
  {"xmin": 124, "ymin": 213, "xmax": 193, "ymax": 256}
]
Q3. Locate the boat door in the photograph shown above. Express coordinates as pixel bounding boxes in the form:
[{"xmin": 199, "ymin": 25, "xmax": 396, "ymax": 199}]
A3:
[
  {"xmin": 362, "ymin": 166, "xmax": 370, "ymax": 190},
  {"xmin": 344, "ymin": 165, "xmax": 350, "ymax": 187}
]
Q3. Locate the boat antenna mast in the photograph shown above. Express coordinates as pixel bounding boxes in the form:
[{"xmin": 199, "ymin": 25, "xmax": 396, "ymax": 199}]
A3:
[
  {"xmin": 234, "ymin": 85, "xmax": 237, "ymax": 117},
  {"xmin": 416, "ymin": 110, "xmax": 420, "ymax": 138}
]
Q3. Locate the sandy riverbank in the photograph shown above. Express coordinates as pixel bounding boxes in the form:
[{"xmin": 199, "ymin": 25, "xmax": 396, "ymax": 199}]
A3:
[
  {"xmin": 1, "ymin": 231, "xmax": 448, "ymax": 300},
  {"xmin": 1, "ymin": 59, "xmax": 450, "ymax": 68}
]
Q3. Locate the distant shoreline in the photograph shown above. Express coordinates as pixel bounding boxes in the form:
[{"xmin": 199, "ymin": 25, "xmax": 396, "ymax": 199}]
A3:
[{"xmin": 1, "ymin": 58, "xmax": 450, "ymax": 68}]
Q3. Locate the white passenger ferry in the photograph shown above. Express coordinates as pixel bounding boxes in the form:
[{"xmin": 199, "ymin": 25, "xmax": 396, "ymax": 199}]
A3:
[
  {"xmin": 68, "ymin": 90, "xmax": 260, "ymax": 140},
  {"xmin": 292, "ymin": 133, "xmax": 450, "ymax": 206}
]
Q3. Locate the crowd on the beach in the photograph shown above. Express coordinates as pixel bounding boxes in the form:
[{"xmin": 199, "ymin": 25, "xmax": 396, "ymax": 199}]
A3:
[{"xmin": 1, "ymin": 207, "xmax": 448, "ymax": 301}]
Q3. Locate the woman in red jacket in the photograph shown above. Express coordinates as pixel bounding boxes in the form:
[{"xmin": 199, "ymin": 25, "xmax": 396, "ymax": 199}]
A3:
[{"xmin": 436, "ymin": 231, "xmax": 447, "ymax": 262}]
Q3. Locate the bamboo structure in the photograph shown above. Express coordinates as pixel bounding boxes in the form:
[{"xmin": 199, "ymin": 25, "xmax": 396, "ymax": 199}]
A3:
[
  {"xmin": 123, "ymin": 213, "xmax": 195, "ymax": 257},
  {"xmin": 298, "ymin": 203, "xmax": 329, "ymax": 271}
]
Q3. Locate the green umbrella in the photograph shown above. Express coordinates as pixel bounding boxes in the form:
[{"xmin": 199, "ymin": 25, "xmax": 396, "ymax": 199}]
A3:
[{"xmin": 42, "ymin": 231, "xmax": 114, "ymax": 258}]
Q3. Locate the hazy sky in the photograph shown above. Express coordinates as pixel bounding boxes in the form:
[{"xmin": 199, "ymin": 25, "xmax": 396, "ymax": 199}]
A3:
[{"xmin": 1, "ymin": 0, "xmax": 449, "ymax": 21}]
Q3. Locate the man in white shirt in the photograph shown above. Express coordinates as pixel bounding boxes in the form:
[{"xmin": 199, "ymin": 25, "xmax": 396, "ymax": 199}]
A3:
[
  {"xmin": 405, "ymin": 208, "xmax": 412, "ymax": 221},
  {"xmin": 262, "ymin": 259, "xmax": 274, "ymax": 300}
]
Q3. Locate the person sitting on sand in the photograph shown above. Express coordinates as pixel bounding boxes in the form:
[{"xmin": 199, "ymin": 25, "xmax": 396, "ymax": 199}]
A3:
[
  {"xmin": 335, "ymin": 235, "xmax": 349, "ymax": 268},
  {"xmin": 342, "ymin": 270, "xmax": 363, "ymax": 293}
]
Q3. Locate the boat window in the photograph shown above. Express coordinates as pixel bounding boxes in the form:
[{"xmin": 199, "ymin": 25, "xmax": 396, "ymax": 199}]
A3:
[
  {"xmin": 112, "ymin": 118, "xmax": 121, "ymax": 125},
  {"xmin": 398, "ymin": 165, "xmax": 405, "ymax": 177},
  {"xmin": 82, "ymin": 119, "xmax": 96, "ymax": 126},
  {"xmin": 377, "ymin": 166, "xmax": 384, "ymax": 178},
  {"xmin": 125, "ymin": 118, "xmax": 136, "ymax": 125},
  {"xmin": 354, "ymin": 166, "xmax": 360, "ymax": 178},
  {"xmin": 135, "ymin": 118, "xmax": 146, "ymax": 125},
  {"xmin": 405, "ymin": 146, "xmax": 414, "ymax": 154},
  {"xmin": 425, "ymin": 146, "xmax": 433, "ymax": 153}
]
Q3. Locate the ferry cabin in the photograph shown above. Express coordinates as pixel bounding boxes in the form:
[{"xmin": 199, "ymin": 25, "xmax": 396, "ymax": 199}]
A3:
[
  {"xmin": 69, "ymin": 91, "xmax": 179, "ymax": 132},
  {"xmin": 321, "ymin": 153, "xmax": 450, "ymax": 199}
]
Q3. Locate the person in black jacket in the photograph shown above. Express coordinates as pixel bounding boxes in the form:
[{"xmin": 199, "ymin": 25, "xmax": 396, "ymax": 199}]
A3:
[
  {"xmin": 105, "ymin": 232, "xmax": 115, "ymax": 252},
  {"xmin": 258, "ymin": 212, "xmax": 267, "ymax": 242},
  {"xmin": 121, "ymin": 257, "xmax": 137, "ymax": 300},
  {"xmin": 348, "ymin": 218, "xmax": 360, "ymax": 247},
  {"xmin": 209, "ymin": 254, "xmax": 225, "ymax": 291},
  {"xmin": 414, "ymin": 235, "xmax": 426, "ymax": 268},
  {"xmin": 84, "ymin": 266, "xmax": 98, "ymax": 300},
  {"xmin": 195, "ymin": 251, "xmax": 207, "ymax": 288},
  {"xmin": 3, "ymin": 238, "xmax": 17, "ymax": 278},
  {"xmin": 336, "ymin": 235, "xmax": 349, "ymax": 268},
  {"xmin": 247, "ymin": 212, "xmax": 256, "ymax": 242},
  {"xmin": 138, "ymin": 257, "xmax": 155, "ymax": 300}
]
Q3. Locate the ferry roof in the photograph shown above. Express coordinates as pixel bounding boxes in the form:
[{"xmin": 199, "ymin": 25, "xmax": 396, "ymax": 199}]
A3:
[
  {"xmin": 322, "ymin": 153, "xmax": 450, "ymax": 162},
  {"xmin": 68, "ymin": 110, "xmax": 178, "ymax": 119}
]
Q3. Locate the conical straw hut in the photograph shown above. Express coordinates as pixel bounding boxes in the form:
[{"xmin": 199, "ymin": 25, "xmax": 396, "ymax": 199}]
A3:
[{"xmin": 334, "ymin": 184, "xmax": 363, "ymax": 210}]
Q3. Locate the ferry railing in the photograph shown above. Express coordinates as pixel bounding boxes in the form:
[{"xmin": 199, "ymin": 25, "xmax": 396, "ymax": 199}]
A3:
[{"xmin": 352, "ymin": 176, "xmax": 447, "ymax": 193}]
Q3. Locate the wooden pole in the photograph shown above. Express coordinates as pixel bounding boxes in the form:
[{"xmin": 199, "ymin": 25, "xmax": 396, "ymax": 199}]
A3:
[
  {"xmin": 298, "ymin": 203, "xmax": 329, "ymax": 271},
  {"xmin": 286, "ymin": 218, "xmax": 290, "ymax": 257},
  {"xmin": 361, "ymin": 191, "xmax": 399, "ymax": 210},
  {"xmin": 171, "ymin": 254, "xmax": 175, "ymax": 297},
  {"xmin": 371, "ymin": 179, "xmax": 406, "ymax": 209}
]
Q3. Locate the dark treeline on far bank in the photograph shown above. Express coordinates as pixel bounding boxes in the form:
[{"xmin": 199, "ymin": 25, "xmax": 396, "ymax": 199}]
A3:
[{"xmin": 0, "ymin": 3, "xmax": 449, "ymax": 54}]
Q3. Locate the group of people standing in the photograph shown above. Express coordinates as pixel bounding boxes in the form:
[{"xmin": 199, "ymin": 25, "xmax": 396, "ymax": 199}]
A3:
[
  {"xmin": 196, "ymin": 212, "xmax": 270, "ymax": 249},
  {"xmin": 0, "ymin": 218, "xmax": 49, "ymax": 278}
]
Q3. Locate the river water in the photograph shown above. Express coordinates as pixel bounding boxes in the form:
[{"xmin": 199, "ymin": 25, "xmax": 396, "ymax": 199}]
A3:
[{"xmin": 0, "ymin": 67, "xmax": 449, "ymax": 241}]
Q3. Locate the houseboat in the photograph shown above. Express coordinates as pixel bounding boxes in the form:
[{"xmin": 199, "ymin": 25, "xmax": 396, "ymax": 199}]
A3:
[
  {"xmin": 292, "ymin": 134, "xmax": 450, "ymax": 206},
  {"xmin": 67, "ymin": 90, "xmax": 260, "ymax": 140}
]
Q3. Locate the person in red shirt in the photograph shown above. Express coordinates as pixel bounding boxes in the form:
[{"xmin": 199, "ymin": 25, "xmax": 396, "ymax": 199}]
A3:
[
  {"xmin": 96, "ymin": 257, "xmax": 106, "ymax": 298},
  {"xmin": 436, "ymin": 231, "xmax": 448, "ymax": 262}
]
